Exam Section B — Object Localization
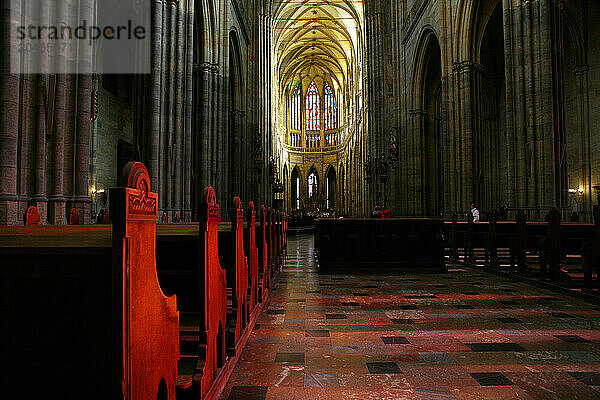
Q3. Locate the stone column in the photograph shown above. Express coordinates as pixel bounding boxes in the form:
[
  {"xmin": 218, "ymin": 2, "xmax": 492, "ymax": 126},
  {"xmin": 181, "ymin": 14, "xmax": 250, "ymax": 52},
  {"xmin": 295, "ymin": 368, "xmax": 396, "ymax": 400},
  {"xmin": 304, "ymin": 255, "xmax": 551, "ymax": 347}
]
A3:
[
  {"xmin": 407, "ymin": 109, "xmax": 423, "ymax": 215},
  {"xmin": 452, "ymin": 61, "xmax": 478, "ymax": 216},
  {"xmin": 183, "ymin": 3, "xmax": 194, "ymax": 221},
  {"xmin": 73, "ymin": 0, "xmax": 94, "ymax": 222},
  {"xmin": 148, "ymin": 0, "xmax": 164, "ymax": 202},
  {"xmin": 0, "ymin": 1, "xmax": 21, "ymax": 225},
  {"xmin": 574, "ymin": 64, "xmax": 592, "ymax": 220}
]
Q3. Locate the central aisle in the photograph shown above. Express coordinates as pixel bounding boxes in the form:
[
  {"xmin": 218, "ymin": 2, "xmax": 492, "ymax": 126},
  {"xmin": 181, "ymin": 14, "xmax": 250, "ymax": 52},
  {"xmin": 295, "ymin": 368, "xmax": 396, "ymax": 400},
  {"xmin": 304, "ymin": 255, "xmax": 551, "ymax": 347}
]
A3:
[{"xmin": 221, "ymin": 234, "xmax": 600, "ymax": 400}]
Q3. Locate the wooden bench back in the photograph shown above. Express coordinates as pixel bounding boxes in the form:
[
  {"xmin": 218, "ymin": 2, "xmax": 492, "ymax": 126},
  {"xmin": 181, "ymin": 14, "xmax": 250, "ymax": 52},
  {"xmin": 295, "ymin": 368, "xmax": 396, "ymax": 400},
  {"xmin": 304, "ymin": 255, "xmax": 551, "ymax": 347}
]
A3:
[
  {"xmin": 198, "ymin": 186, "xmax": 228, "ymax": 399},
  {"xmin": 245, "ymin": 202, "xmax": 260, "ymax": 312},
  {"xmin": 257, "ymin": 205, "xmax": 269, "ymax": 300},
  {"xmin": 112, "ymin": 161, "xmax": 179, "ymax": 400},
  {"xmin": 228, "ymin": 197, "xmax": 249, "ymax": 352},
  {"xmin": 0, "ymin": 161, "xmax": 179, "ymax": 400}
]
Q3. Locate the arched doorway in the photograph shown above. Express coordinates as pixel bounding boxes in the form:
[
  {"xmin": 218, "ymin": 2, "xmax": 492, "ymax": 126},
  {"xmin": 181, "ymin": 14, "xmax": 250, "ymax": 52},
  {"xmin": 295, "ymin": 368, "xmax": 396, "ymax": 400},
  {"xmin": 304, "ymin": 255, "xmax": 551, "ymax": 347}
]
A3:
[
  {"xmin": 191, "ymin": 0, "xmax": 211, "ymax": 220},
  {"xmin": 283, "ymin": 164, "xmax": 288, "ymax": 211},
  {"xmin": 229, "ymin": 31, "xmax": 244, "ymax": 201},
  {"xmin": 291, "ymin": 167, "xmax": 301, "ymax": 210},
  {"xmin": 414, "ymin": 30, "xmax": 443, "ymax": 217},
  {"xmin": 339, "ymin": 163, "xmax": 345, "ymax": 215},
  {"xmin": 475, "ymin": 1, "xmax": 507, "ymax": 214},
  {"xmin": 307, "ymin": 166, "xmax": 319, "ymax": 209},
  {"xmin": 563, "ymin": 0, "xmax": 597, "ymax": 220},
  {"xmin": 326, "ymin": 166, "xmax": 336, "ymax": 210}
]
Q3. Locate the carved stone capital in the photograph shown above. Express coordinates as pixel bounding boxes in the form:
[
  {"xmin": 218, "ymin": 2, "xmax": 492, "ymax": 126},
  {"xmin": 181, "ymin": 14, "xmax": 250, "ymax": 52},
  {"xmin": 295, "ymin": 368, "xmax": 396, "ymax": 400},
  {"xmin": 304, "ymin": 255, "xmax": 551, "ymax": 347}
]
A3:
[
  {"xmin": 574, "ymin": 64, "xmax": 589, "ymax": 75},
  {"xmin": 409, "ymin": 109, "xmax": 425, "ymax": 117},
  {"xmin": 230, "ymin": 110, "xmax": 246, "ymax": 118},
  {"xmin": 195, "ymin": 62, "xmax": 220, "ymax": 74},
  {"xmin": 452, "ymin": 60, "xmax": 483, "ymax": 73}
]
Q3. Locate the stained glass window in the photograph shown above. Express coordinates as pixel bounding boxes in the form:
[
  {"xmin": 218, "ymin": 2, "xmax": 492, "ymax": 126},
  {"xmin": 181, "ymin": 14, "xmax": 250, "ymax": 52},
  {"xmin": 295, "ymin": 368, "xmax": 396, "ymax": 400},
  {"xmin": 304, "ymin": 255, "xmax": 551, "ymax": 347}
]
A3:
[
  {"xmin": 305, "ymin": 81, "xmax": 320, "ymax": 131},
  {"xmin": 324, "ymin": 82, "xmax": 337, "ymax": 130},
  {"xmin": 290, "ymin": 83, "xmax": 301, "ymax": 131}
]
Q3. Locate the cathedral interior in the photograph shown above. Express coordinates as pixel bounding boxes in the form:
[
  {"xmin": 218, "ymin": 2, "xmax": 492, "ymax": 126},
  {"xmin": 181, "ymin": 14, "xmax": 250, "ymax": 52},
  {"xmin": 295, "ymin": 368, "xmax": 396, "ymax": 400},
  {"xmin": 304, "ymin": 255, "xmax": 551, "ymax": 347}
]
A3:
[{"xmin": 2, "ymin": 0, "xmax": 600, "ymax": 399}]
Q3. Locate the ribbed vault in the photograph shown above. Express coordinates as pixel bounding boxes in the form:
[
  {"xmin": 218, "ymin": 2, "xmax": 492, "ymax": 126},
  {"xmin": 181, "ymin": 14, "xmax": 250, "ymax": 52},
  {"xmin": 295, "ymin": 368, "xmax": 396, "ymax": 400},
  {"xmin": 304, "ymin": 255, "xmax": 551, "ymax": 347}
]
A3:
[{"xmin": 272, "ymin": 0, "xmax": 364, "ymax": 146}]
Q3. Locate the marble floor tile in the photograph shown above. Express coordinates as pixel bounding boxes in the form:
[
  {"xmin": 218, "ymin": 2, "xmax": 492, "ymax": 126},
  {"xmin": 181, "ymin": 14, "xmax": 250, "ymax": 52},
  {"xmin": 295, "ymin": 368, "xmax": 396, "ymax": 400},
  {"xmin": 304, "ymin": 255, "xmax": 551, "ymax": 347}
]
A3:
[{"xmin": 220, "ymin": 234, "xmax": 600, "ymax": 400}]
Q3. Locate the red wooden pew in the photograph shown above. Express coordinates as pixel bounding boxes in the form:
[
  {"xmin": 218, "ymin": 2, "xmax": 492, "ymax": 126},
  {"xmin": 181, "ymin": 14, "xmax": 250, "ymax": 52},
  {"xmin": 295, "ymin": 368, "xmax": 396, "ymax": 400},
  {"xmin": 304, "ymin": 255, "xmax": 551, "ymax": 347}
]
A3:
[
  {"xmin": 198, "ymin": 187, "xmax": 229, "ymax": 399},
  {"xmin": 445, "ymin": 212, "xmax": 599, "ymax": 289},
  {"xmin": 0, "ymin": 162, "xmax": 179, "ymax": 399},
  {"xmin": 155, "ymin": 190, "xmax": 274, "ymax": 399},
  {"xmin": 257, "ymin": 205, "xmax": 270, "ymax": 301},
  {"xmin": 222, "ymin": 197, "xmax": 249, "ymax": 355},
  {"xmin": 245, "ymin": 202, "xmax": 260, "ymax": 312},
  {"xmin": 267, "ymin": 208, "xmax": 275, "ymax": 282}
]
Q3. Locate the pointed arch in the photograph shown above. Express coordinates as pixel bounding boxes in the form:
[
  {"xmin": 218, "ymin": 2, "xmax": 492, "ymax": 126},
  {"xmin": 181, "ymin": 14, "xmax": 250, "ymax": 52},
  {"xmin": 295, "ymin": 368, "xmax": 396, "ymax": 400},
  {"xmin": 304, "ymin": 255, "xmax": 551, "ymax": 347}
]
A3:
[
  {"xmin": 291, "ymin": 166, "xmax": 301, "ymax": 210},
  {"xmin": 324, "ymin": 81, "xmax": 338, "ymax": 130},
  {"xmin": 307, "ymin": 165, "xmax": 319, "ymax": 199},
  {"xmin": 326, "ymin": 165, "xmax": 336, "ymax": 210},
  {"xmin": 290, "ymin": 83, "xmax": 302, "ymax": 131},
  {"xmin": 192, "ymin": 0, "xmax": 216, "ymax": 219},
  {"xmin": 228, "ymin": 28, "xmax": 244, "ymax": 200},
  {"xmin": 283, "ymin": 164, "xmax": 289, "ymax": 209},
  {"xmin": 339, "ymin": 162, "xmax": 345, "ymax": 214},
  {"xmin": 474, "ymin": 2, "xmax": 507, "ymax": 212},
  {"xmin": 412, "ymin": 28, "xmax": 443, "ymax": 217},
  {"xmin": 305, "ymin": 81, "xmax": 320, "ymax": 131}
]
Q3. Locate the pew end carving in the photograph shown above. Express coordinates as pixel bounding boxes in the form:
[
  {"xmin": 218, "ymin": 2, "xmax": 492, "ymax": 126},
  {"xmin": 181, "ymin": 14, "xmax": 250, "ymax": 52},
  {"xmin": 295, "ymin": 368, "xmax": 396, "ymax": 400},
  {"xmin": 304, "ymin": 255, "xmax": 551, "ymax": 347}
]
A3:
[
  {"xmin": 197, "ymin": 186, "xmax": 228, "ymax": 399},
  {"xmin": 111, "ymin": 161, "xmax": 179, "ymax": 400},
  {"xmin": 257, "ymin": 205, "xmax": 269, "ymax": 301},
  {"xmin": 1, "ymin": 161, "xmax": 179, "ymax": 399},
  {"xmin": 245, "ymin": 202, "xmax": 260, "ymax": 314},
  {"xmin": 223, "ymin": 197, "xmax": 249, "ymax": 356}
]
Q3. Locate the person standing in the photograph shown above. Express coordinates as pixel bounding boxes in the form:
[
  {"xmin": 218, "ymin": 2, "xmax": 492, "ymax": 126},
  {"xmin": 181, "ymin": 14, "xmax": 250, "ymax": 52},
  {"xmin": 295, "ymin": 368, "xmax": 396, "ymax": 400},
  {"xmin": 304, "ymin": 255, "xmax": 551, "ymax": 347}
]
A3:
[{"xmin": 470, "ymin": 204, "xmax": 480, "ymax": 222}]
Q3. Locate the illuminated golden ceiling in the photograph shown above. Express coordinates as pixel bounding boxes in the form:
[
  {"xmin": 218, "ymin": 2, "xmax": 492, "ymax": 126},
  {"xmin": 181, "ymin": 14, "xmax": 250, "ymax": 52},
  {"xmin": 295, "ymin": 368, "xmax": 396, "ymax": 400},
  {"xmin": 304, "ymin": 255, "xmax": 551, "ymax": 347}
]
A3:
[{"xmin": 272, "ymin": 0, "xmax": 363, "ymax": 92}]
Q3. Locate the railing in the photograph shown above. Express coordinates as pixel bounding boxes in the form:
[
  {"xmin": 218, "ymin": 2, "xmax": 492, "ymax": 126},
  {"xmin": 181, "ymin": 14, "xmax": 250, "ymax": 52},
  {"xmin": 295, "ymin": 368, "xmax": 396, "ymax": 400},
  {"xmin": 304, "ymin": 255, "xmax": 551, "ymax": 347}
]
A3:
[{"xmin": 282, "ymin": 143, "xmax": 345, "ymax": 153}]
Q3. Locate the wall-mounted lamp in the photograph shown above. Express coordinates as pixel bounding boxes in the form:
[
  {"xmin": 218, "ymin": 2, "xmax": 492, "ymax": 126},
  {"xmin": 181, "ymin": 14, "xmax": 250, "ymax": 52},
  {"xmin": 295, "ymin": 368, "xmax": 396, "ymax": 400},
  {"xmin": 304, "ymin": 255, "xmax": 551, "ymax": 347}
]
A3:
[
  {"xmin": 568, "ymin": 188, "xmax": 584, "ymax": 206},
  {"xmin": 90, "ymin": 188, "xmax": 107, "ymax": 219}
]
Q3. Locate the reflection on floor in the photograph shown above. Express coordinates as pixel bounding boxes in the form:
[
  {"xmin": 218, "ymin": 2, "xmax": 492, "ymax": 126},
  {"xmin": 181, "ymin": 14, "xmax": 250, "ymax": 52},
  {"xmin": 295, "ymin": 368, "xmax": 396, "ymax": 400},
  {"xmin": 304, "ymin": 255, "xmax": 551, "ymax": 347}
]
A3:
[{"xmin": 221, "ymin": 233, "xmax": 600, "ymax": 399}]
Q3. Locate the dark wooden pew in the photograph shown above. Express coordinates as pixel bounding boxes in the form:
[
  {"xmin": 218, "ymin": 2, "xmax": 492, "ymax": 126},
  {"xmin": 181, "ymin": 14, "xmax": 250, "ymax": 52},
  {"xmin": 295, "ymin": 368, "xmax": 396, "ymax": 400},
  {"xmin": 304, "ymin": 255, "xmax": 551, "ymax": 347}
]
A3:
[
  {"xmin": 256, "ymin": 205, "xmax": 270, "ymax": 300},
  {"xmin": 155, "ymin": 191, "xmax": 273, "ymax": 399},
  {"xmin": 283, "ymin": 214, "xmax": 288, "ymax": 251},
  {"xmin": 219, "ymin": 198, "xmax": 249, "ymax": 356},
  {"xmin": 153, "ymin": 222, "xmax": 206, "ymax": 397},
  {"xmin": 0, "ymin": 162, "xmax": 179, "ymax": 399},
  {"xmin": 245, "ymin": 202, "xmax": 260, "ymax": 311},
  {"xmin": 583, "ymin": 212, "xmax": 600, "ymax": 289},
  {"xmin": 275, "ymin": 212, "xmax": 284, "ymax": 271},
  {"xmin": 198, "ymin": 187, "xmax": 229, "ymax": 399},
  {"xmin": 154, "ymin": 219, "xmax": 228, "ymax": 398},
  {"xmin": 445, "ymin": 210, "xmax": 598, "ymax": 289},
  {"xmin": 315, "ymin": 218, "xmax": 446, "ymax": 273},
  {"xmin": 266, "ymin": 208, "xmax": 275, "ymax": 281}
]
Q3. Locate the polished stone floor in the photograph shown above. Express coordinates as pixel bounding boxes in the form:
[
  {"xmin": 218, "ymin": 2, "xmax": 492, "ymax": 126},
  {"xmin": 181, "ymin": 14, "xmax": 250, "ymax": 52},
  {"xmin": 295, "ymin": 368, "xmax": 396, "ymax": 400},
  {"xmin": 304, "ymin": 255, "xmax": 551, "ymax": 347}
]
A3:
[{"xmin": 221, "ymin": 234, "xmax": 600, "ymax": 399}]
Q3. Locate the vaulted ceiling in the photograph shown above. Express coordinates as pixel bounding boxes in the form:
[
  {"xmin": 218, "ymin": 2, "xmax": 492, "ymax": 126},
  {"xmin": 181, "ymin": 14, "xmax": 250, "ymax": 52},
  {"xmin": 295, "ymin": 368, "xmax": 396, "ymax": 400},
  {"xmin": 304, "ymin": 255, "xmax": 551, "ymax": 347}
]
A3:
[{"xmin": 272, "ymin": 0, "xmax": 363, "ymax": 93}]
